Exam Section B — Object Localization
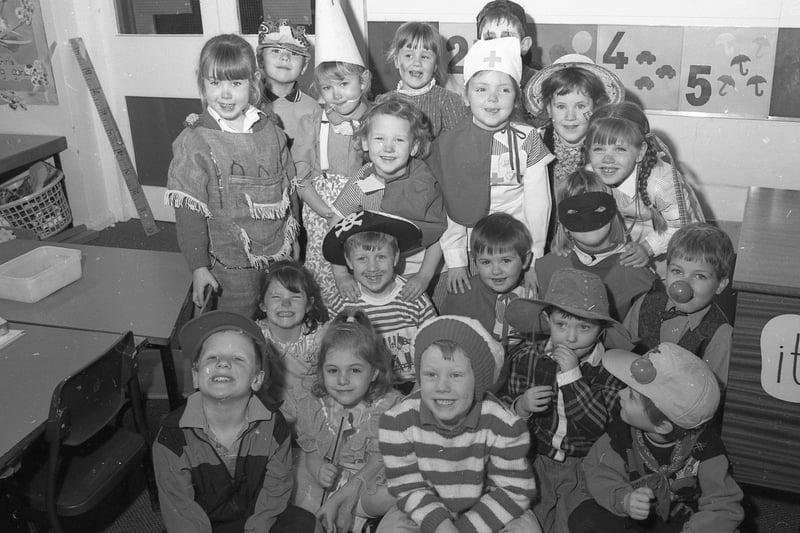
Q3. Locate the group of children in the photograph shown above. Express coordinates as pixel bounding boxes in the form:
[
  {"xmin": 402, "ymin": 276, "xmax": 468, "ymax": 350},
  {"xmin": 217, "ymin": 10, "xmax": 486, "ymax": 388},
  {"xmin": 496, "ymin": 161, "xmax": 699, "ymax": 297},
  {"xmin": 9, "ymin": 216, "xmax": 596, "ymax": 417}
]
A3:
[{"xmin": 156, "ymin": 1, "xmax": 744, "ymax": 532}]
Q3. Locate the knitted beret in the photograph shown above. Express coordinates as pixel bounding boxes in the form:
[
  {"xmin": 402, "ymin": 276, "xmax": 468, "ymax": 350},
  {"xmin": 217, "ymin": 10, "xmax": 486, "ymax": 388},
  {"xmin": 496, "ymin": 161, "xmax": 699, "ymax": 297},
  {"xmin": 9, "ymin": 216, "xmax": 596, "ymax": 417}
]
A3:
[{"xmin": 413, "ymin": 315, "xmax": 504, "ymax": 399}]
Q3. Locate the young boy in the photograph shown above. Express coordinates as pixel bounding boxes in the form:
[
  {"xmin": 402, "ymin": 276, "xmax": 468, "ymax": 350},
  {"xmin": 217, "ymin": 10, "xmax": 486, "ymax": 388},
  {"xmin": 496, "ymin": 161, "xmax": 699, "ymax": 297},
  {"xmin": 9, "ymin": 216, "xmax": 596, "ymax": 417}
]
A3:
[
  {"xmin": 569, "ymin": 343, "xmax": 744, "ymax": 533},
  {"xmin": 476, "ymin": 0, "xmax": 536, "ymax": 88},
  {"xmin": 502, "ymin": 267, "xmax": 630, "ymax": 533},
  {"xmin": 378, "ymin": 316, "xmax": 541, "ymax": 533},
  {"xmin": 323, "ymin": 210, "xmax": 437, "ymax": 385},
  {"xmin": 153, "ymin": 311, "xmax": 315, "ymax": 533},
  {"xmin": 623, "ymin": 223, "xmax": 735, "ymax": 388},
  {"xmin": 441, "ymin": 213, "xmax": 533, "ymax": 347},
  {"xmin": 256, "ymin": 19, "xmax": 317, "ymax": 148}
]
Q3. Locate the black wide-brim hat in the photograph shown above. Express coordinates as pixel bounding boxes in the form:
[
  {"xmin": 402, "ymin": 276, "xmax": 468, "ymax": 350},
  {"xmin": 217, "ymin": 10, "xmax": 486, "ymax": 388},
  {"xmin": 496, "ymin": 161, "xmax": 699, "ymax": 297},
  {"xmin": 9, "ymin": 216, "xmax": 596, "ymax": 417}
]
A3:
[{"xmin": 322, "ymin": 210, "xmax": 422, "ymax": 266}]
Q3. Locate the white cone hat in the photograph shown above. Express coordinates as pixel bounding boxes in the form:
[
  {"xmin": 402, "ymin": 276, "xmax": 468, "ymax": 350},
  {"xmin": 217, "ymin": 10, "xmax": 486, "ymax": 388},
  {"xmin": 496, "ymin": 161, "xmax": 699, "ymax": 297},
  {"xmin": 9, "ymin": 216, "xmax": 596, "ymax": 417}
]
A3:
[{"xmin": 314, "ymin": 0, "xmax": 364, "ymax": 67}]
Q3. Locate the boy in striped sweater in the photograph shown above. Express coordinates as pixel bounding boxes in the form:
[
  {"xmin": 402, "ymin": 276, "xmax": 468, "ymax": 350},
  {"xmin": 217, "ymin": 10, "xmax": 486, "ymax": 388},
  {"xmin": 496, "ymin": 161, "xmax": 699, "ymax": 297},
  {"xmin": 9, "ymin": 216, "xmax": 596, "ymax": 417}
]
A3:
[
  {"xmin": 323, "ymin": 210, "xmax": 437, "ymax": 390},
  {"xmin": 378, "ymin": 316, "xmax": 541, "ymax": 533}
]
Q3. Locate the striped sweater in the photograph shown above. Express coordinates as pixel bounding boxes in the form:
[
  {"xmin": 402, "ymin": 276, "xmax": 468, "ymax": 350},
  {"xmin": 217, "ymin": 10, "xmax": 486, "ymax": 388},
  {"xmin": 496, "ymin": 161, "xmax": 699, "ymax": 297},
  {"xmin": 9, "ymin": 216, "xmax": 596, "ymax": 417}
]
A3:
[
  {"xmin": 328, "ymin": 276, "xmax": 437, "ymax": 382},
  {"xmin": 379, "ymin": 392, "xmax": 535, "ymax": 533}
]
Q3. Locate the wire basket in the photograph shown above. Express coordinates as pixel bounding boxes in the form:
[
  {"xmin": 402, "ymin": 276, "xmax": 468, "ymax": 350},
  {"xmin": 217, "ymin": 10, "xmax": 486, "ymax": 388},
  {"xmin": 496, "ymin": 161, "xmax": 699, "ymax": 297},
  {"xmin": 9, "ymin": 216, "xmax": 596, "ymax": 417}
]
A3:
[{"xmin": 0, "ymin": 167, "xmax": 72, "ymax": 239}]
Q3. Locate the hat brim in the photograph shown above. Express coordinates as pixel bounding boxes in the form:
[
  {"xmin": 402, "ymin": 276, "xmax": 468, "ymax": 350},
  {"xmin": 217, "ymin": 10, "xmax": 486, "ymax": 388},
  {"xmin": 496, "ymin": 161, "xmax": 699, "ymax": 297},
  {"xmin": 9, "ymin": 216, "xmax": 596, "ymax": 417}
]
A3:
[
  {"xmin": 322, "ymin": 211, "xmax": 422, "ymax": 266},
  {"xmin": 601, "ymin": 348, "xmax": 642, "ymax": 390},
  {"xmin": 505, "ymin": 297, "xmax": 629, "ymax": 341},
  {"xmin": 524, "ymin": 61, "xmax": 625, "ymax": 117},
  {"xmin": 179, "ymin": 310, "xmax": 268, "ymax": 362}
]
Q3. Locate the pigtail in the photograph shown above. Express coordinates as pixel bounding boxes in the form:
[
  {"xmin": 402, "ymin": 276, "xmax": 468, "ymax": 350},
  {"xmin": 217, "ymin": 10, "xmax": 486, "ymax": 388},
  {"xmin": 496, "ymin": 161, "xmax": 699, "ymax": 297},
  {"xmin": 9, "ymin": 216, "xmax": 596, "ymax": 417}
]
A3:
[{"xmin": 637, "ymin": 133, "xmax": 668, "ymax": 233}]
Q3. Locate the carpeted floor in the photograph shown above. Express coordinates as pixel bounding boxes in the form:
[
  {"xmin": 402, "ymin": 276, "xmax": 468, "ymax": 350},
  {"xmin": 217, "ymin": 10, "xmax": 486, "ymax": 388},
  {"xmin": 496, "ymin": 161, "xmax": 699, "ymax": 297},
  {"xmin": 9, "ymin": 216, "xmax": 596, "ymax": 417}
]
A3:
[{"xmin": 84, "ymin": 219, "xmax": 800, "ymax": 533}]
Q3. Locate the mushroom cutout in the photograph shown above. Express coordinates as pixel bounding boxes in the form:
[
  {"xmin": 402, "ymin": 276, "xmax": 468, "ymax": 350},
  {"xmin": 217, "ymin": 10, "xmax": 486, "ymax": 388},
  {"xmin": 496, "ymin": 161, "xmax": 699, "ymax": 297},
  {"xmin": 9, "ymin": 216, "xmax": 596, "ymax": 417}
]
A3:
[
  {"xmin": 715, "ymin": 33, "xmax": 736, "ymax": 56},
  {"xmin": 731, "ymin": 54, "xmax": 751, "ymax": 76},
  {"xmin": 747, "ymin": 75, "xmax": 767, "ymax": 96},
  {"xmin": 717, "ymin": 75, "xmax": 736, "ymax": 96},
  {"xmin": 753, "ymin": 36, "xmax": 770, "ymax": 58}
]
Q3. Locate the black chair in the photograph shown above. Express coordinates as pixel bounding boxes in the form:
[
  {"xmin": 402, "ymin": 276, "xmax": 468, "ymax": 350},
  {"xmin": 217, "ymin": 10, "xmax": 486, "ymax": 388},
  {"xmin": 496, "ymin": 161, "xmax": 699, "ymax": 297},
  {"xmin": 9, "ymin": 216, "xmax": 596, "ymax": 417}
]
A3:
[{"xmin": 11, "ymin": 331, "xmax": 153, "ymax": 533}]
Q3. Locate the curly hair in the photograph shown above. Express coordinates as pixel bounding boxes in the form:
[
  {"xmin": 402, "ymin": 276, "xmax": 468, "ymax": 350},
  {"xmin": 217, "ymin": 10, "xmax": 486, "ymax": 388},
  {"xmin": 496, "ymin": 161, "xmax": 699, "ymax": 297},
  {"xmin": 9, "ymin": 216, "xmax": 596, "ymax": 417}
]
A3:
[
  {"xmin": 585, "ymin": 101, "xmax": 668, "ymax": 233},
  {"xmin": 196, "ymin": 34, "xmax": 261, "ymax": 109},
  {"xmin": 355, "ymin": 93, "xmax": 433, "ymax": 159},
  {"xmin": 311, "ymin": 308, "xmax": 394, "ymax": 403},
  {"xmin": 255, "ymin": 260, "xmax": 329, "ymax": 331},
  {"xmin": 550, "ymin": 168, "xmax": 627, "ymax": 255}
]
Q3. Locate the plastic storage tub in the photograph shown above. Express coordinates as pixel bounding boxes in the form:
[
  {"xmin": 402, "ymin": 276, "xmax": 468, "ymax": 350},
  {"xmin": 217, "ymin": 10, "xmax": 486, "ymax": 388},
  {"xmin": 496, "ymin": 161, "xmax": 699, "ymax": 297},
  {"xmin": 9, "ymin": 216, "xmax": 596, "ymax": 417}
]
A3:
[{"xmin": 0, "ymin": 246, "xmax": 82, "ymax": 303}]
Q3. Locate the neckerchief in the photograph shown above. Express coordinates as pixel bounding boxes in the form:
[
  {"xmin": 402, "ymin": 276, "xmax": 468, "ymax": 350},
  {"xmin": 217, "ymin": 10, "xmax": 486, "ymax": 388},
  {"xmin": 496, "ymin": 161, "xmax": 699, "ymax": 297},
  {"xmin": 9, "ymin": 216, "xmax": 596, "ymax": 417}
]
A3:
[
  {"xmin": 628, "ymin": 429, "xmax": 700, "ymax": 521},
  {"xmin": 553, "ymin": 133, "xmax": 584, "ymax": 183},
  {"xmin": 397, "ymin": 79, "xmax": 436, "ymax": 96},
  {"xmin": 319, "ymin": 102, "xmax": 367, "ymax": 169}
]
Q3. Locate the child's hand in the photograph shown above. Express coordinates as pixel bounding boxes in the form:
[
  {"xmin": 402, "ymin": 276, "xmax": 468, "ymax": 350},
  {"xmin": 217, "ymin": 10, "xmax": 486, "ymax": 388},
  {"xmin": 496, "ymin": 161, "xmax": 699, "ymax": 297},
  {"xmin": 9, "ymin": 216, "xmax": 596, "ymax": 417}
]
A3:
[
  {"xmin": 317, "ymin": 483, "xmax": 359, "ymax": 533},
  {"xmin": 624, "ymin": 487, "xmax": 654, "ymax": 520},
  {"xmin": 318, "ymin": 462, "xmax": 340, "ymax": 489},
  {"xmin": 447, "ymin": 267, "xmax": 471, "ymax": 294},
  {"xmin": 550, "ymin": 345, "xmax": 580, "ymax": 373},
  {"xmin": 499, "ymin": 511, "xmax": 541, "ymax": 533},
  {"xmin": 400, "ymin": 272, "xmax": 432, "ymax": 302},
  {"xmin": 523, "ymin": 268, "xmax": 539, "ymax": 297},
  {"xmin": 519, "ymin": 385, "xmax": 553, "ymax": 415},
  {"xmin": 619, "ymin": 242, "xmax": 652, "ymax": 268},
  {"xmin": 191, "ymin": 267, "xmax": 219, "ymax": 307},
  {"xmin": 334, "ymin": 272, "xmax": 361, "ymax": 301},
  {"xmin": 326, "ymin": 213, "xmax": 342, "ymax": 229}
]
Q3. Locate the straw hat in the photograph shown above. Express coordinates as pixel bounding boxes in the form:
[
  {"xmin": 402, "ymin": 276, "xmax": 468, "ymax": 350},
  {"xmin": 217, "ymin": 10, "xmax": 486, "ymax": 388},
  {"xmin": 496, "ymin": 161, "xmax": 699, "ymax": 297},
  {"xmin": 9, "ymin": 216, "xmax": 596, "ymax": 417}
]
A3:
[{"xmin": 524, "ymin": 54, "xmax": 625, "ymax": 116}]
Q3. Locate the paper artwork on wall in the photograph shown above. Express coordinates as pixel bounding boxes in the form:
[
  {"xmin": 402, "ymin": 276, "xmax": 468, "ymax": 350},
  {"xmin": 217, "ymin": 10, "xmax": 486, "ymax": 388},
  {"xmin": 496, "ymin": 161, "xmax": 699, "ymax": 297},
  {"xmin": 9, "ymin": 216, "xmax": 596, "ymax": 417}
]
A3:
[
  {"xmin": 760, "ymin": 314, "xmax": 800, "ymax": 403},
  {"xmin": 0, "ymin": 0, "xmax": 57, "ymax": 109}
]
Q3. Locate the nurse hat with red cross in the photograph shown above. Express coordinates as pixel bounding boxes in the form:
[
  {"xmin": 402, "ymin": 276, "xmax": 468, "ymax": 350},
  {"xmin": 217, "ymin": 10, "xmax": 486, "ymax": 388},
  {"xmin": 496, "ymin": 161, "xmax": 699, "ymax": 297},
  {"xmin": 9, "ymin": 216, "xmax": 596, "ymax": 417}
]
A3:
[{"xmin": 462, "ymin": 36, "xmax": 522, "ymax": 86}]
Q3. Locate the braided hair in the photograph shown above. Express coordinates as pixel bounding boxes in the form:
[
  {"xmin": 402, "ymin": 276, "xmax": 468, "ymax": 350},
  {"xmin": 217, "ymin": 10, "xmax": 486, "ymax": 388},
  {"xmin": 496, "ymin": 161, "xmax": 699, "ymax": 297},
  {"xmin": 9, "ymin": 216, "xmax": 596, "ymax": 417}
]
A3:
[{"xmin": 585, "ymin": 102, "xmax": 668, "ymax": 233}]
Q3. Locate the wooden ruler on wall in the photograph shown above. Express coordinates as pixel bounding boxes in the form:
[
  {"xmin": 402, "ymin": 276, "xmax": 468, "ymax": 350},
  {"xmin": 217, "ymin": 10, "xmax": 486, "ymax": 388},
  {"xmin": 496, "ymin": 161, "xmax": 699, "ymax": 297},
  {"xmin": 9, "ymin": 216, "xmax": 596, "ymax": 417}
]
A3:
[{"xmin": 70, "ymin": 37, "xmax": 159, "ymax": 236}]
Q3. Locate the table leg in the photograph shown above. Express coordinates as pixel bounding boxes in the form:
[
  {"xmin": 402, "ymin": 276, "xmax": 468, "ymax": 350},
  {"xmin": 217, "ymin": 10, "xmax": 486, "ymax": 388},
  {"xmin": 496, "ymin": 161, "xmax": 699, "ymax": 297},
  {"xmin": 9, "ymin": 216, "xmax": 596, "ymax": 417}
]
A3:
[{"xmin": 159, "ymin": 344, "xmax": 184, "ymax": 411}]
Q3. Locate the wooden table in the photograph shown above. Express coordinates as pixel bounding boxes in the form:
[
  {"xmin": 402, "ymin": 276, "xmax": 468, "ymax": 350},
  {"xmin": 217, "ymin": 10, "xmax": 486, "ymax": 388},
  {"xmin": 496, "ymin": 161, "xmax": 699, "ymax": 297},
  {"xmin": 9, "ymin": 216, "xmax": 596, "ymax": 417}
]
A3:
[
  {"xmin": 722, "ymin": 186, "xmax": 800, "ymax": 493},
  {"xmin": 0, "ymin": 134, "xmax": 67, "ymax": 175},
  {"xmin": 0, "ymin": 239, "xmax": 192, "ymax": 410},
  {"xmin": 0, "ymin": 324, "xmax": 123, "ymax": 472}
]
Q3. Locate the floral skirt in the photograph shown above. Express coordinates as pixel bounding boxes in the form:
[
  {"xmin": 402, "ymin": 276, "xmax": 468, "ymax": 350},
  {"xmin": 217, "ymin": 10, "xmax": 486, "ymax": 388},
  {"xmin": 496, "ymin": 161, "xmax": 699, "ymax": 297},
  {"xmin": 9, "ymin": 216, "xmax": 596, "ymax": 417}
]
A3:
[{"xmin": 302, "ymin": 173, "xmax": 350, "ymax": 308}]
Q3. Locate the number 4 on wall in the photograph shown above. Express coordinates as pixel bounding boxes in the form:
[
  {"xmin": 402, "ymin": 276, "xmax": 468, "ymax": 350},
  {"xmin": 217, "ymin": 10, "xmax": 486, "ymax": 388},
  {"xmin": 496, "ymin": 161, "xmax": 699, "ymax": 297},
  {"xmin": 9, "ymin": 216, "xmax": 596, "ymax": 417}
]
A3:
[
  {"xmin": 686, "ymin": 64, "xmax": 712, "ymax": 106},
  {"xmin": 602, "ymin": 32, "xmax": 629, "ymax": 69}
]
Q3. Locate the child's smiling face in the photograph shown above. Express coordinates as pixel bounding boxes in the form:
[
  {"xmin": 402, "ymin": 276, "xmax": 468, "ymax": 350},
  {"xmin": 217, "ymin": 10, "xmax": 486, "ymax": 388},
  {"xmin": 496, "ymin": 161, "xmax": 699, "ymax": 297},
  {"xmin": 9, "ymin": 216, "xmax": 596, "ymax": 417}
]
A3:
[
  {"xmin": 345, "ymin": 243, "xmax": 399, "ymax": 297},
  {"xmin": 394, "ymin": 45, "xmax": 436, "ymax": 90},
  {"xmin": 474, "ymin": 248, "xmax": 529, "ymax": 294},
  {"xmin": 419, "ymin": 344, "xmax": 475, "ymax": 428},
  {"xmin": 192, "ymin": 330, "xmax": 263, "ymax": 400},
  {"xmin": 362, "ymin": 114, "xmax": 415, "ymax": 180},
  {"xmin": 203, "ymin": 76, "xmax": 252, "ymax": 131},
  {"xmin": 587, "ymin": 139, "xmax": 646, "ymax": 186},
  {"xmin": 318, "ymin": 71, "xmax": 367, "ymax": 116},
  {"xmin": 261, "ymin": 46, "xmax": 307, "ymax": 87},
  {"xmin": 548, "ymin": 89, "xmax": 594, "ymax": 145},
  {"xmin": 464, "ymin": 70, "xmax": 517, "ymax": 131},
  {"xmin": 260, "ymin": 280, "xmax": 308, "ymax": 334},
  {"xmin": 322, "ymin": 346, "xmax": 377, "ymax": 408}
]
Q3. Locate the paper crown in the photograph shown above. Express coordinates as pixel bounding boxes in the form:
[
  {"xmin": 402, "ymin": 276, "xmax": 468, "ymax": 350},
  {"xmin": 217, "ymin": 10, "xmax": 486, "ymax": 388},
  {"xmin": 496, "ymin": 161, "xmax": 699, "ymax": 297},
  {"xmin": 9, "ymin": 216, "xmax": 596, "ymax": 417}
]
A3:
[
  {"xmin": 314, "ymin": 0, "xmax": 364, "ymax": 67},
  {"xmin": 257, "ymin": 19, "xmax": 311, "ymax": 58}
]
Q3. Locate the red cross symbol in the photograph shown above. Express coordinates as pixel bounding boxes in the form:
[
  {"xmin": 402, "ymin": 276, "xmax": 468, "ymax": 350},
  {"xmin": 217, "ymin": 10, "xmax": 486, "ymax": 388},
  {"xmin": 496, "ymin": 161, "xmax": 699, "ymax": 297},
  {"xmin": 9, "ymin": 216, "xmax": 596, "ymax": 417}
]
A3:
[{"xmin": 483, "ymin": 50, "xmax": 501, "ymax": 68}]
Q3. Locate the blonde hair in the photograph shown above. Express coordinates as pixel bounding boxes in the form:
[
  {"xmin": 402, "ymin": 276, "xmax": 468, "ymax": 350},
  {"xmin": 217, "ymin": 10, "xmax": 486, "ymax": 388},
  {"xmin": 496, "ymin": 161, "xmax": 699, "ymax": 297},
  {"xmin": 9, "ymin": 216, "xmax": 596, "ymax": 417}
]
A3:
[{"xmin": 312, "ymin": 61, "xmax": 372, "ymax": 102}]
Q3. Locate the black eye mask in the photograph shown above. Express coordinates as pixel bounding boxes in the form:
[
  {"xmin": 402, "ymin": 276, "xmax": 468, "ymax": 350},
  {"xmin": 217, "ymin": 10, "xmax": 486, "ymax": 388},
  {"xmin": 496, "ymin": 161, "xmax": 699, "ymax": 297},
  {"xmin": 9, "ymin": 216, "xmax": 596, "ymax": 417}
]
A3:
[{"xmin": 558, "ymin": 191, "xmax": 617, "ymax": 232}]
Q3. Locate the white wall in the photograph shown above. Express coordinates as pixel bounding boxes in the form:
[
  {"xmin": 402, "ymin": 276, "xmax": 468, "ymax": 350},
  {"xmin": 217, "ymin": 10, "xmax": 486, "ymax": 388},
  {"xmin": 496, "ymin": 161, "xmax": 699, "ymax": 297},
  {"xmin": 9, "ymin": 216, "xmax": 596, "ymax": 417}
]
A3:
[{"xmin": 1, "ymin": 0, "xmax": 798, "ymax": 229}]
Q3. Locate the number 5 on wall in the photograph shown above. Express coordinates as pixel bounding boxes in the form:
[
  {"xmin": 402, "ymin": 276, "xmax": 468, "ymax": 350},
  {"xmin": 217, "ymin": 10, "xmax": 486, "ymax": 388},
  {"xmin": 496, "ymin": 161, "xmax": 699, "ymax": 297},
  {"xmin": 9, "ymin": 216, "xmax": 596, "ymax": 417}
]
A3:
[{"xmin": 686, "ymin": 64, "xmax": 712, "ymax": 107}]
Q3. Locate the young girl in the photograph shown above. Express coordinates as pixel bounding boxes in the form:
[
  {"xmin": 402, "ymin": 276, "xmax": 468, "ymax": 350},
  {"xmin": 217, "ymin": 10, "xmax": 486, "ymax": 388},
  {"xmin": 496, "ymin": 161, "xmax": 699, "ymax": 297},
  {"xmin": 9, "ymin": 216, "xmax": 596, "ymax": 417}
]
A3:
[
  {"xmin": 293, "ymin": 309, "xmax": 402, "ymax": 533},
  {"xmin": 431, "ymin": 37, "xmax": 554, "ymax": 295},
  {"xmin": 331, "ymin": 95, "xmax": 447, "ymax": 303},
  {"xmin": 379, "ymin": 21, "xmax": 470, "ymax": 139},
  {"xmin": 255, "ymin": 260, "xmax": 329, "ymax": 424},
  {"xmin": 536, "ymin": 169, "xmax": 656, "ymax": 322},
  {"xmin": 291, "ymin": 0, "xmax": 371, "ymax": 307},
  {"xmin": 585, "ymin": 101, "xmax": 705, "ymax": 273},
  {"xmin": 166, "ymin": 34, "xmax": 298, "ymax": 318}
]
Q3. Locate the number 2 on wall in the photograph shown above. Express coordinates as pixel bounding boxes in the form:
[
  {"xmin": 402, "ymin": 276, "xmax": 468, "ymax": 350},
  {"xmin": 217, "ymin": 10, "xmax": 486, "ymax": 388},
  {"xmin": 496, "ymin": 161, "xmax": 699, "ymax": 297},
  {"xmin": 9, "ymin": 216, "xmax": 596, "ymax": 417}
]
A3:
[
  {"xmin": 686, "ymin": 65, "xmax": 712, "ymax": 106},
  {"xmin": 447, "ymin": 35, "xmax": 468, "ymax": 74}
]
